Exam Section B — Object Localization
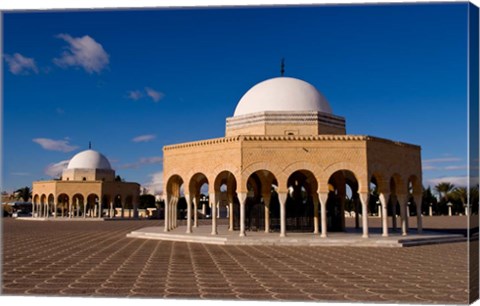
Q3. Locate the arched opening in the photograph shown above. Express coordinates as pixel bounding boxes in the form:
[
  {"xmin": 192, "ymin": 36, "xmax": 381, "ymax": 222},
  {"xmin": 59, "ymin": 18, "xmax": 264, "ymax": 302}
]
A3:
[
  {"xmin": 125, "ymin": 195, "xmax": 134, "ymax": 218},
  {"xmin": 87, "ymin": 194, "xmax": 100, "ymax": 217},
  {"xmin": 102, "ymin": 195, "xmax": 112, "ymax": 218},
  {"xmin": 214, "ymin": 171, "xmax": 238, "ymax": 230},
  {"xmin": 48, "ymin": 194, "xmax": 55, "ymax": 217},
  {"xmin": 40, "ymin": 194, "xmax": 47, "ymax": 218},
  {"xmin": 243, "ymin": 170, "xmax": 278, "ymax": 232},
  {"xmin": 285, "ymin": 170, "xmax": 318, "ymax": 232},
  {"xmin": 32, "ymin": 194, "xmax": 39, "ymax": 217},
  {"xmin": 327, "ymin": 170, "xmax": 359, "ymax": 232},
  {"xmin": 114, "ymin": 194, "xmax": 122, "ymax": 217},
  {"xmin": 388, "ymin": 174, "xmax": 404, "ymax": 233},
  {"xmin": 369, "ymin": 177, "xmax": 380, "ymax": 217},
  {"xmin": 166, "ymin": 174, "xmax": 185, "ymax": 230},
  {"xmin": 72, "ymin": 194, "xmax": 84, "ymax": 217},
  {"xmin": 188, "ymin": 173, "xmax": 208, "ymax": 220},
  {"xmin": 57, "ymin": 194, "xmax": 69, "ymax": 217}
]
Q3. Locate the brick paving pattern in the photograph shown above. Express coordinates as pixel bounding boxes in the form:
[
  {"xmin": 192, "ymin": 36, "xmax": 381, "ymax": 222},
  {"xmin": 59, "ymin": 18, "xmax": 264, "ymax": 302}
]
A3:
[{"xmin": 2, "ymin": 218, "xmax": 472, "ymax": 303}]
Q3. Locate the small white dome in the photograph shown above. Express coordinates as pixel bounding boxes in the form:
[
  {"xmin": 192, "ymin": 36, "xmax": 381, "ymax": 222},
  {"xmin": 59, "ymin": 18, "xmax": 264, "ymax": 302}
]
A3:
[
  {"xmin": 233, "ymin": 77, "xmax": 332, "ymax": 117},
  {"xmin": 67, "ymin": 149, "xmax": 112, "ymax": 170}
]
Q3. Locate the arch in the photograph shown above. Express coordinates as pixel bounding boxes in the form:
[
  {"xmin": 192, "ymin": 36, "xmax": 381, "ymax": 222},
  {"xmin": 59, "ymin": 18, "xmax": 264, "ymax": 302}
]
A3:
[
  {"xmin": 327, "ymin": 169, "xmax": 360, "ymax": 232},
  {"xmin": 188, "ymin": 173, "xmax": 208, "ymax": 195},
  {"xmin": 241, "ymin": 162, "xmax": 285, "ymax": 192},
  {"xmin": 389, "ymin": 173, "xmax": 405, "ymax": 195},
  {"xmin": 240, "ymin": 170, "xmax": 279, "ymax": 232},
  {"xmin": 322, "ymin": 162, "xmax": 366, "ymax": 193},
  {"xmin": 166, "ymin": 174, "xmax": 185, "ymax": 198},
  {"xmin": 33, "ymin": 194, "xmax": 39, "ymax": 205},
  {"xmin": 72, "ymin": 193, "xmax": 85, "ymax": 217},
  {"xmin": 213, "ymin": 170, "xmax": 238, "ymax": 193},
  {"xmin": 57, "ymin": 193, "xmax": 69, "ymax": 217},
  {"xmin": 407, "ymin": 175, "xmax": 422, "ymax": 196},
  {"xmin": 285, "ymin": 169, "xmax": 319, "ymax": 232},
  {"xmin": 370, "ymin": 172, "xmax": 388, "ymax": 194},
  {"xmin": 87, "ymin": 193, "xmax": 100, "ymax": 217},
  {"xmin": 40, "ymin": 194, "xmax": 47, "ymax": 205}
]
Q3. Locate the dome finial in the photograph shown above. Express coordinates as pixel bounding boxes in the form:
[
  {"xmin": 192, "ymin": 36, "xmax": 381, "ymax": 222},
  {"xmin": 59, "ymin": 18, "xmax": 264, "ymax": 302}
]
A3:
[
  {"xmin": 89, "ymin": 141, "xmax": 91, "ymax": 149},
  {"xmin": 280, "ymin": 58, "xmax": 285, "ymax": 76}
]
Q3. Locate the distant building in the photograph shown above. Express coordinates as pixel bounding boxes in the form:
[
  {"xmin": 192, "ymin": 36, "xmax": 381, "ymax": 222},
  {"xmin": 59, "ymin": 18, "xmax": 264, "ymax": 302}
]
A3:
[
  {"xmin": 32, "ymin": 149, "xmax": 140, "ymax": 219},
  {"xmin": 162, "ymin": 76, "xmax": 423, "ymax": 238}
]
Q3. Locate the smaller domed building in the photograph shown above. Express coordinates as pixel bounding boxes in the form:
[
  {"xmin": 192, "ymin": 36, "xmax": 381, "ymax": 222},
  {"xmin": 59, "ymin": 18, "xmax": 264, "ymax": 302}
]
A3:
[{"xmin": 32, "ymin": 149, "xmax": 140, "ymax": 219}]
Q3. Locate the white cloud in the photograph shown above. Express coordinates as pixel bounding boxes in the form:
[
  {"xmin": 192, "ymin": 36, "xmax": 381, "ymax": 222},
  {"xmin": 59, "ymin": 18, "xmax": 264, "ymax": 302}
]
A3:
[
  {"xmin": 422, "ymin": 157, "xmax": 462, "ymax": 163},
  {"xmin": 119, "ymin": 156, "xmax": 163, "ymax": 169},
  {"xmin": 144, "ymin": 171, "xmax": 164, "ymax": 194},
  {"xmin": 32, "ymin": 138, "xmax": 79, "ymax": 152},
  {"xmin": 426, "ymin": 176, "xmax": 468, "ymax": 188},
  {"xmin": 444, "ymin": 165, "xmax": 468, "ymax": 171},
  {"xmin": 45, "ymin": 160, "xmax": 70, "ymax": 178},
  {"xmin": 4, "ymin": 53, "xmax": 39, "ymax": 75},
  {"xmin": 127, "ymin": 90, "xmax": 143, "ymax": 101},
  {"xmin": 145, "ymin": 87, "xmax": 165, "ymax": 102},
  {"xmin": 132, "ymin": 134, "xmax": 156, "ymax": 143},
  {"xmin": 53, "ymin": 34, "xmax": 109, "ymax": 74}
]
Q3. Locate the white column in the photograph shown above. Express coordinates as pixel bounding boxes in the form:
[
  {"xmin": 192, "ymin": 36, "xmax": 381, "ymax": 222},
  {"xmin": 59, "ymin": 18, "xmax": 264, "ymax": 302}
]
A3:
[
  {"xmin": 175, "ymin": 198, "xmax": 179, "ymax": 228},
  {"xmin": 193, "ymin": 195, "xmax": 199, "ymax": 228},
  {"xmin": 312, "ymin": 194, "xmax": 319, "ymax": 235},
  {"xmin": 98, "ymin": 202, "xmax": 102, "ymax": 218},
  {"xmin": 359, "ymin": 193, "xmax": 369, "ymax": 238},
  {"xmin": 319, "ymin": 192, "xmax": 328, "ymax": 238},
  {"xmin": 354, "ymin": 198, "xmax": 360, "ymax": 228},
  {"xmin": 185, "ymin": 194, "xmax": 192, "ymax": 234},
  {"xmin": 164, "ymin": 196, "xmax": 169, "ymax": 232},
  {"xmin": 397, "ymin": 194, "xmax": 408, "ymax": 236},
  {"xmin": 392, "ymin": 197, "xmax": 397, "ymax": 231},
  {"xmin": 54, "ymin": 202, "xmax": 57, "ymax": 218},
  {"xmin": 170, "ymin": 198, "xmax": 176, "ymax": 230},
  {"xmin": 110, "ymin": 201, "xmax": 114, "ymax": 218},
  {"xmin": 379, "ymin": 193, "xmax": 389, "ymax": 237},
  {"xmin": 46, "ymin": 203, "xmax": 50, "ymax": 219},
  {"xmin": 414, "ymin": 194, "xmax": 423, "ymax": 234},
  {"xmin": 429, "ymin": 205, "xmax": 433, "ymax": 217},
  {"xmin": 210, "ymin": 192, "xmax": 217, "ymax": 235},
  {"xmin": 278, "ymin": 192, "xmax": 287, "ymax": 238},
  {"xmin": 83, "ymin": 202, "xmax": 87, "ymax": 218},
  {"xmin": 263, "ymin": 192, "xmax": 271, "ymax": 233},
  {"xmin": 228, "ymin": 200, "xmax": 234, "ymax": 231},
  {"xmin": 238, "ymin": 192, "xmax": 247, "ymax": 237}
]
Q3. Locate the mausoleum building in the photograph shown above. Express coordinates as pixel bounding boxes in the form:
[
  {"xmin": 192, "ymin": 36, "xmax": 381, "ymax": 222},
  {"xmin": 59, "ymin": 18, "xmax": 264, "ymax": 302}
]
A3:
[
  {"xmin": 32, "ymin": 149, "xmax": 140, "ymax": 219},
  {"xmin": 164, "ymin": 76, "xmax": 423, "ymax": 238}
]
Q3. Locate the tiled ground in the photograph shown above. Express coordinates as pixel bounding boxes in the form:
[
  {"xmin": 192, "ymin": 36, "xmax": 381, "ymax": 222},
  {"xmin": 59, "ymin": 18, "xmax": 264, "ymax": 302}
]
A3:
[{"xmin": 1, "ymin": 217, "xmax": 473, "ymax": 303}]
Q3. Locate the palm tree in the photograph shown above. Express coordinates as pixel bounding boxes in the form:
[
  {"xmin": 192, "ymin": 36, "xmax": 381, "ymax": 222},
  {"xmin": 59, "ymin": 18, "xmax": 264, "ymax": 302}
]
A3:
[
  {"xmin": 14, "ymin": 186, "xmax": 32, "ymax": 202},
  {"xmin": 434, "ymin": 182, "xmax": 455, "ymax": 202},
  {"xmin": 434, "ymin": 182, "xmax": 455, "ymax": 215},
  {"xmin": 451, "ymin": 187, "xmax": 468, "ymax": 215}
]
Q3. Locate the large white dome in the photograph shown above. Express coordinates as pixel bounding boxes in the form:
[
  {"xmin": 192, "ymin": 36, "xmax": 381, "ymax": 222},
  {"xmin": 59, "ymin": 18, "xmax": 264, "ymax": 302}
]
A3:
[
  {"xmin": 67, "ymin": 149, "xmax": 112, "ymax": 170},
  {"xmin": 233, "ymin": 77, "xmax": 332, "ymax": 117}
]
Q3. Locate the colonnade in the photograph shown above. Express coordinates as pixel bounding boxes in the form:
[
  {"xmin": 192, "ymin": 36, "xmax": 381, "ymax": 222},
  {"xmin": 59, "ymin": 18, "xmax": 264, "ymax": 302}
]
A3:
[
  {"xmin": 163, "ymin": 189, "xmax": 424, "ymax": 238},
  {"xmin": 32, "ymin": 194, "xmax": 139, "ymax": 219}
]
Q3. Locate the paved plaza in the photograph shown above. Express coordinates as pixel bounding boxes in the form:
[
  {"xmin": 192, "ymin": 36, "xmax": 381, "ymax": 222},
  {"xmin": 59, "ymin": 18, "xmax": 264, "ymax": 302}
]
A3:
[{"xmin": 2, "ymin": 217, "xmax": 473, "ymax": 303}]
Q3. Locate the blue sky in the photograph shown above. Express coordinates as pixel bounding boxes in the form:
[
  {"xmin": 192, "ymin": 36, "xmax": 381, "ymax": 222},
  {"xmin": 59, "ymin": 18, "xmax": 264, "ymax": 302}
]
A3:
[{"xmin": 2, "ymin": 2, "xmax": 471, "ymax": 194}]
